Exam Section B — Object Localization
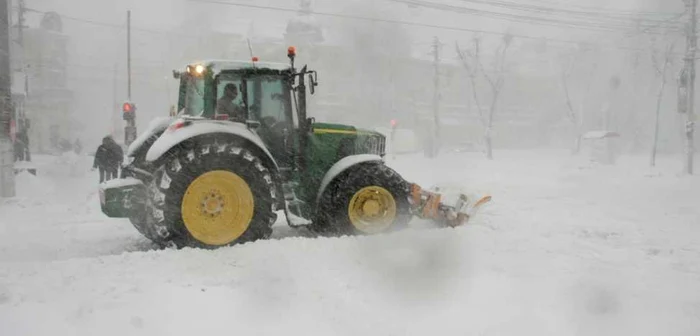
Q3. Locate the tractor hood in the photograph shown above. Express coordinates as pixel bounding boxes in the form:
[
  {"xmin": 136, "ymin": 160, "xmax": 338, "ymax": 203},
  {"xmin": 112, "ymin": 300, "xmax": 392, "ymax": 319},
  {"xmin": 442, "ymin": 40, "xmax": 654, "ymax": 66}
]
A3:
[
  {"xmin": 311, "ymin": 122, "xmax": 386, "ymax": 157},
  {"xmin": 311, "ymin": 122, "xmax": 384, "ymax": 137}
]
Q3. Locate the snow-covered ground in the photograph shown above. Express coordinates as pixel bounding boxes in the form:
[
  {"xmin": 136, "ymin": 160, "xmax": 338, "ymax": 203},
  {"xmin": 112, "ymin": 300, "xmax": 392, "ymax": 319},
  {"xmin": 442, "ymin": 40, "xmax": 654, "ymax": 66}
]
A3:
[{"xmin": 1, "ymin": 150, "xmax": 699, "ymax": 336}]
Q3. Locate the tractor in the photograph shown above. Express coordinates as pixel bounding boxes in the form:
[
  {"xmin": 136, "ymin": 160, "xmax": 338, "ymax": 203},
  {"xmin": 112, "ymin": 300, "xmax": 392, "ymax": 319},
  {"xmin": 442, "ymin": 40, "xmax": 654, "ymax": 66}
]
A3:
[{"xmin": 99, "ymin": 47, "xmax": 491, "ymax": 249}]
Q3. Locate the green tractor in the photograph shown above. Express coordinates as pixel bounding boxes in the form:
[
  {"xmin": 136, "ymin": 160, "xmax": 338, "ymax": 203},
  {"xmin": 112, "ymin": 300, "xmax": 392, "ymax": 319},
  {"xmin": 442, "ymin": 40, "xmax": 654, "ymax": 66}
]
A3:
[{"xmin": 99, "ymin": 47, "xmax": 491, "ymax": 248}]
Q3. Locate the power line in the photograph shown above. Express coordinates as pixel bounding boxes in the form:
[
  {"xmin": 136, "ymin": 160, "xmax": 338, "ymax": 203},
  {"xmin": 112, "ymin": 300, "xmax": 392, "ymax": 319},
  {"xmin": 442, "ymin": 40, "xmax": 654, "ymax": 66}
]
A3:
[
  {"xmin": 389, "ymin": 0, "xmax": 683, "ymax": 34},
  {"xmin": 624, "ymin": 11, "xmax": 687, "ymax": 37},
  {"xmin": 455, "ymin": 0, "xmax": 684, "ymax": 32},
  {"xmin": 22, "ymin": 7, "xmax": 124, "ymax": 30},
  {"xmin": 452, "ymin": 0, "xmax": 682, "ymax": 19},
  {"xmin": 21, "ymin": 7, "xmax": 200, "ymax": 38},
  {"xmin": 188, "ymin": 0, "xmax": 622, "ymax": 35},
  {"xmin": 189, "ymin": 0, "xmax": 684, "ymax": 56},
  {"xmin": 510, "ymin": 0, "xmax": 680, "ymax": 16}
]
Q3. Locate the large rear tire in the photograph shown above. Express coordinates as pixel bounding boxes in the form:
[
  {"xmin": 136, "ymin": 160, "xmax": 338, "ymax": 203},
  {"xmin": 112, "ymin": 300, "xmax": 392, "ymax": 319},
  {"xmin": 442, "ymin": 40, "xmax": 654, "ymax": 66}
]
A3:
[
  {"xmin": 146, "ymin": 139, "xmax": 278, "ymax": 249},
  {"xmin": 313, "ymin": 162, "xmax": 412, "ymax": 236}
]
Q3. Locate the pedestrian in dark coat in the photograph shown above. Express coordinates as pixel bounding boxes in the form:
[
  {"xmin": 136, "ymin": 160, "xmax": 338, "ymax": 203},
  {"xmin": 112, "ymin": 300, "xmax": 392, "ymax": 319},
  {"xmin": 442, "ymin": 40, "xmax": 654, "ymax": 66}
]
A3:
[
  {"xmin": 93, "ymin": 136, "xmax": 123, "ymax": 183},
  {"xmin": 14, "ymin": 138, "xmax": 25, "ymax": 161},
  {"xmin": 13, "ymin": 128, "xmax": 30, "ymax": 161}
]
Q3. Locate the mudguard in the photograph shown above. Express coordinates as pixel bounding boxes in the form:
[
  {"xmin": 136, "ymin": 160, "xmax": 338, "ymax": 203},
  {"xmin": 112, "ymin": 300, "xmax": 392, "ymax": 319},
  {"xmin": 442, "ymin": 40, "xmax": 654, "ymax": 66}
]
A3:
[
  {"xmin": 315, "ymin": 154, "xmax": 383, "ymax": 204},
  {"xmin": 145, "ymin": 119, "xmax": 279, "ymax": 171},
  {"xmin": 126, "ymin": 116, "xmax": 174, "ymax": 157}
]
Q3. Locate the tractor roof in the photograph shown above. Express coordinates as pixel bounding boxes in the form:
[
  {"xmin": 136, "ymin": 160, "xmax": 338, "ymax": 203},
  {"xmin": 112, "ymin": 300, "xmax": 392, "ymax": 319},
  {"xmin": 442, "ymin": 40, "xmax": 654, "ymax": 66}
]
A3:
[{"xmin": 188, "ymin": 59, "xmax": 291, "ymax": 75}]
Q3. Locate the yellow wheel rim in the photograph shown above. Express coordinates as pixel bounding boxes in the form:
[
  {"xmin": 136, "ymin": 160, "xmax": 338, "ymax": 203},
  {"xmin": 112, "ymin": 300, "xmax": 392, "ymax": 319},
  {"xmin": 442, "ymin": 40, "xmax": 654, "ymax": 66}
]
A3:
[
  {"xmin": 348, "ymin": 186, "xmax": 397, "ymax": 234},
  {"xmin": 181, "ymin": 170, "xmax": 255, "ymax": 246}
]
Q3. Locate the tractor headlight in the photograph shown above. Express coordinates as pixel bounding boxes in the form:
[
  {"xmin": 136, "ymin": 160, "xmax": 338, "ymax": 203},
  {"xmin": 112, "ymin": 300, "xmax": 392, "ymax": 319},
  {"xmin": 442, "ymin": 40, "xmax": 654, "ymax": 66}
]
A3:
[{"xmin": 186, "ymin": 64, "xmax": 206, "ymax": 76}]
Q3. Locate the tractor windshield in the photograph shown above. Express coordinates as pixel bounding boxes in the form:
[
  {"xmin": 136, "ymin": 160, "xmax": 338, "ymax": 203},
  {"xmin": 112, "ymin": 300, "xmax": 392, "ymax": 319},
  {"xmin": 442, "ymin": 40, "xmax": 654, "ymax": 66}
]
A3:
[
  {"xmin": 216, "ymin": 73, "xmax": 293, "ymax": 126},
  {"xmin": 181, "ymin": 75, "xmax": 206, "ymax": 117},
  {"xmin": 178, "ymin": 70, "xmax": 293, "ymax": 123},
  {"xmin": 247, "ymin": 75, "xmax": 292, "ymax": 127}
]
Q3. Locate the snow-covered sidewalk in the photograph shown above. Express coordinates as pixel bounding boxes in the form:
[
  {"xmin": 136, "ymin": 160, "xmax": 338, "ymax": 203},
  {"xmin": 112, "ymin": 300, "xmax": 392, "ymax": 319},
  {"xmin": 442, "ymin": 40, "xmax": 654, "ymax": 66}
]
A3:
[{"xmin": 1, "ymin": 151, "xmax": 699, "ymax": 336}]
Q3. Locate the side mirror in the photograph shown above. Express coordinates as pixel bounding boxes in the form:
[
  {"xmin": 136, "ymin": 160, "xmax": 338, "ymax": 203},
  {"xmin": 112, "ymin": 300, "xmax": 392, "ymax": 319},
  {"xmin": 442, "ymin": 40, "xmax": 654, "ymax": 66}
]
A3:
[
  {"xmin": 172, "ymin": 70, "xmax": 181, "ymax": 79},
  {"xmin": 308, "ymin": 74, "xmax": 316, "ymax": 95},
  {"xmin": 306, "ymin": 117, "xmax": 315, "ymax": 131},
  {"xmin": 308, "ymin": 72, "xmax": 319, "ymax": 95}
]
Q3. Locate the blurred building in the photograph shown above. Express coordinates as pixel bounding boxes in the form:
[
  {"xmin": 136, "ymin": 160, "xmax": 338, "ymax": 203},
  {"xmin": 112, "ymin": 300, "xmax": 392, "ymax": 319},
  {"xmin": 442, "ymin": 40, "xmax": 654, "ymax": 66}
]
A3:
[{"xmin": 11, "ymin": 11, "xmax": 76, "ymax": 154}]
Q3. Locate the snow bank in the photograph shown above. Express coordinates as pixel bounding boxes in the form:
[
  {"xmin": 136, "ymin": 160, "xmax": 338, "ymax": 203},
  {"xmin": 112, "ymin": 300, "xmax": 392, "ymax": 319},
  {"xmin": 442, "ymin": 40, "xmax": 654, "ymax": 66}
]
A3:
[
  {"xmin": 0, "ymin": 149, "xmax": 698, "ymax": 336},
  {"xmin": 1, "ymin": 226, "xmax": 697, "ymax": 336},
  {"xmin": 12, "ymin": 161, "xmax": 36, "ymax": 171},
  {"xmin": 14, "ymin": 171, "xmax": 55, "ymax": 199},
  {"xmin": 38, "ymin": 152, "xmax": 93, "ymax": 178}
]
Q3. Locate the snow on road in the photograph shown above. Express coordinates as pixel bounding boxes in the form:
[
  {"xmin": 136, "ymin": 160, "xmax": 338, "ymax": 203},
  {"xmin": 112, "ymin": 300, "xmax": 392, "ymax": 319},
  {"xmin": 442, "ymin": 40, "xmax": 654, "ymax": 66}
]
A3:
[{"xmin": 1, "ymin": 151, "xmax": 699, "ymax": 335}]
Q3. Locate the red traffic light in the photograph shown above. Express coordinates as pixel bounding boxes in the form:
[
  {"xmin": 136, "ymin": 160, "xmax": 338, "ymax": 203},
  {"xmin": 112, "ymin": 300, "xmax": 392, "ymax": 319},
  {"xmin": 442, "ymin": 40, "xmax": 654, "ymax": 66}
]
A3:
[
  {"xmin": 390, "ymin": 119, "xmax": 398, "ymax": 127},
  {"xmin": 123, "ymin": 102, "xmax": 136, "ymax": 120}
]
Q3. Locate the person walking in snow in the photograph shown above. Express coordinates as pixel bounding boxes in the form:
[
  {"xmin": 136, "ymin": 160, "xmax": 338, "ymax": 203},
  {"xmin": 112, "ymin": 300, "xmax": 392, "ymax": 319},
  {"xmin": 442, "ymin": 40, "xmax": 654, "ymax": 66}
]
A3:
[
  {"xmin": 93, "ymin": 136, "xmax": 123, "ymax": 183},
  {"xmin": 13, "ymin": 120, "xmax": 30, "ymax": 161}
]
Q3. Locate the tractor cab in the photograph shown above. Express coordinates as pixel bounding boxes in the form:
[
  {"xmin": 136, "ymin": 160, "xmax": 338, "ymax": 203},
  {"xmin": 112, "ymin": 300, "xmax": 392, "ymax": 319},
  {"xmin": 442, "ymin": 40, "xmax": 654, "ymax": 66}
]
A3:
[{"xmin": 173, "ymin": 56, "xmax": 312, "ymax": 170}]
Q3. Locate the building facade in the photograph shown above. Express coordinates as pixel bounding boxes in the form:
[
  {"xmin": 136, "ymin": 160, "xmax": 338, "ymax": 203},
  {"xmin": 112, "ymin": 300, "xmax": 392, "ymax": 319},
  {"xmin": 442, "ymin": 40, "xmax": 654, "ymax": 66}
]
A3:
[{"xmin": 11, "ymin": 11, "xmax": 76, "ymax": 154}]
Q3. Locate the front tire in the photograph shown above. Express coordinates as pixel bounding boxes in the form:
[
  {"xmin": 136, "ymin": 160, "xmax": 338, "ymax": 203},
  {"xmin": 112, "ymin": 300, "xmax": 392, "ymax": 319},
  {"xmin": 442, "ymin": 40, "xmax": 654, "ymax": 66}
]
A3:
[
  {"xmin": 314, "ymin": 162, "xmax": 412, "ymax": 236},
  {"xmin": 147, "ymin": 139, "xmax": 277, "ymax": 248}
]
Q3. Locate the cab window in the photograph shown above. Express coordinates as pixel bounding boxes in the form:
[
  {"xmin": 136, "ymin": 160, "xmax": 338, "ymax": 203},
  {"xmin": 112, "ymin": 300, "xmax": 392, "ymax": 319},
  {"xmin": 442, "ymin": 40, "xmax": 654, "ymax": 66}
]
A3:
[
  {"xmin": 215, "ymin": 76, "xmax": 245, "ymax": 121},
  {"xmin": 182, "ymin": 75, "xmax": 205, "ymax": 117},
  {"xmin": 248, "ymin": 75, "xmax": 290, "ymax": 128}
]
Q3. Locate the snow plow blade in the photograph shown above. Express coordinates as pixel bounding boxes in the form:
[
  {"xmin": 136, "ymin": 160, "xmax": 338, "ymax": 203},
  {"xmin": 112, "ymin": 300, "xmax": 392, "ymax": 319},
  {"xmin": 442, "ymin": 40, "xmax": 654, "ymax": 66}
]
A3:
[{"xmin": 409, "ymin": 184, "xmax": 491, "ymax": 227}]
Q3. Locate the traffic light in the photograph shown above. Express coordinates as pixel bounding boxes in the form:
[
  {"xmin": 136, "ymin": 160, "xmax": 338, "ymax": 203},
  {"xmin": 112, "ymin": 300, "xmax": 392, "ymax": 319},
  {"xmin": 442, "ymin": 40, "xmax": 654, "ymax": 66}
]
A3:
[{"xmin": 122, "ymin": 101, "xmax": 136, "ymax": 120}]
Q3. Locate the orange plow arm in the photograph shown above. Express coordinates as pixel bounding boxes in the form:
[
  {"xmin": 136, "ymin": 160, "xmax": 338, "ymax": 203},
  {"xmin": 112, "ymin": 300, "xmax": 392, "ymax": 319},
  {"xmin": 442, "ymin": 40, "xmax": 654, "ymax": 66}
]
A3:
[{"xmin": 408, "ymin": 184, "xmax": 492, "ymax": 227}]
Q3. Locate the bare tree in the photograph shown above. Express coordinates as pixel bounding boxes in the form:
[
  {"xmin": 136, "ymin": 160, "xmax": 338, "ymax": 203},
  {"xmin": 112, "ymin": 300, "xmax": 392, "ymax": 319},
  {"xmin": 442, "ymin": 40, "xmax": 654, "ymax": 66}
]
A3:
[
  {"xmin": 456, "ymin": 34, "xmax": 512, "ymax": 160},
  {"xmin": 649, "ymin": 41, "xmax": 676, "ymax": 167},
  {"xmin": 455, "ymin": 38, "xmax": 485, "ymax": 149},
  {"xmin": 624, "ymin": 50, "xmax": 645, "ymax": 153},
  {"xmin": 559, "ymin": 44, "xmax": 598, "ymax": 155}
]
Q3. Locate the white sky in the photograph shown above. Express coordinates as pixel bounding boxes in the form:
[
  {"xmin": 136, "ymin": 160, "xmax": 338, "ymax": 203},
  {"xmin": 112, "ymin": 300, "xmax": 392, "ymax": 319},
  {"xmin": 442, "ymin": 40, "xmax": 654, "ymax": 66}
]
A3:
[{"xmin": 18, "ymin": 0, "xmax": 685, "ymax": 147}]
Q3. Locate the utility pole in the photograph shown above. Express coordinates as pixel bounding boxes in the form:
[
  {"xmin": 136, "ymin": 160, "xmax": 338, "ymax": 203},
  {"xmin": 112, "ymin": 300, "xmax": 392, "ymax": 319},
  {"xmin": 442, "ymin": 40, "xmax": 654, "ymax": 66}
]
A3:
[
  {"xmin": 0, "ymin": 0, "xmax": 15, "ymax": 197},
  {"xmin": 16, "ymin": 0, "xmax": 24, "ymax": 47},
  {"xmin": 428, "ymin": 36, "xmax": 441, "ymax": 158},
  {"xmin": 682, "ymin": 0, "xmax": 697, "ymax": 174},
  {"xmin": 17, "ymin": 0, "xmax": 27, "ymax": 99},
  {"xmin": 127, "ymin": 10, "xmax": 131, "ymax": 101},
  {"xmin": 124, "ymin": 10, "xmax": 136, "ymax": 146},
  {"xmin": 112, "ymin": 63, "xmax": 118, "ymax": 138},
  {"xmin": 15, "ymin": 0, "xmax": 29, "ymax": 163}
]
